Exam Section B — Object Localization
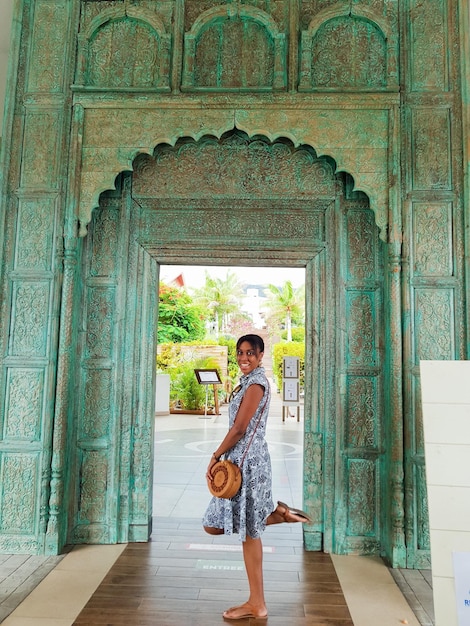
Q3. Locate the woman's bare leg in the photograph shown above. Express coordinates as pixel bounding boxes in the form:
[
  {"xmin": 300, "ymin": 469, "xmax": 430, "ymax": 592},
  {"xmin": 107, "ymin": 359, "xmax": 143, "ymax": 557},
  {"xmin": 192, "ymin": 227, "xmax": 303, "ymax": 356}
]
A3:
[{"xmin": 223, "ymin": 536, "xmax": 268, "ymax": 619}]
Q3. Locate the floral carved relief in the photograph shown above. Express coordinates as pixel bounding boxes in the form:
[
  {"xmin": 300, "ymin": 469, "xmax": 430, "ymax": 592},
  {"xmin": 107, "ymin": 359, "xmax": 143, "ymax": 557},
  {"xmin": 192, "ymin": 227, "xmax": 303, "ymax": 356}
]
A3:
[
  {"xmin": 409, "ymin": 0, "xmax": 447, "ymax": 90},
  {"xmin": 142, "ymin": 207, "xmax": 324, "ymax": 245},
  {"xmin": 81, "ymin": 369, "xmax": 112, "ymax": 440},
  {"xmin": 347, "ymin": 293, "xmax": 376, "ymax": 366},
  {"xmin": 10, "ymin": 283, "xmax": 49, "ymax": 357},
  {"xmin": 347, "ymin": 209, "xmax": 376, "ymax": 282},
  {"xmin": 183, "ymin": 4, "xmax": 286, "ymax": 91},
  {"xmin": 87, "ymin": 18, "xmax": 165, "ymax": 88},
  {"xmin": 194, "ymin": 19, "xmax": 275, "ymax": 89},
  {"xmin": 78, "ymin": 451, "xmax": 108, "ymax": 523},
  {"xmin": 21, "ymin": 112, "xmax": 60, "ymax": 188},
  {"xmin": 0, "ymin": 454, "xmax": 38, "ymax": 533},
  {"xmin": 28, "ymin": 0, "xmax": 67, "ymax": 92},
  {"xmin": 133, "ymin": 132, "xmax": 336, "ymax": 199},
  {"xmin": 4, "ymin": 369, "xmax": 43, "ymax": 441},
  {"xmin": 415, "ymin": 289, "xmax": 454, "ymax": 360},
  {"xmin": 16, "ymin": 200, "xmax": 54, "ymax": 271},
  {"xmin": 90, "ymin": 207, "xmax": 119, "ymax": 278},
  {"xmin": 346, "ymin": 377, "xmax": 376, "ymax": 449},
  {"xmin": 303, "ymin": 432, "xmax": 322, "ymax": 526},
  {"xmin": 85, "ymin": 287, "xmax": 115, "ymax": 360},
  {"xmin": 412, "ymin": 108, "xmax": 451, "ymax": 190},
  {"xmin": 304, "ymin": 16, "xmax": 387, "ymax": 89},
  {"xmin": 347, "ymin": 460, "xmax": 376, "ymax": 536},
  {"xmin": 413, "ymin": 203, "xmax": 452, "ymax": 276}
]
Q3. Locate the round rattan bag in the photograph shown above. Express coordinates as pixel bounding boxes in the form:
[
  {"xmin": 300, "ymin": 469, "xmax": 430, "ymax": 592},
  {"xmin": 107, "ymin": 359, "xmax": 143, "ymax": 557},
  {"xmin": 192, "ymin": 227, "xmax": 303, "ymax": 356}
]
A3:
[{"xmin": 207, "ymin": 459, "xmax": 242, "ymax": 499}]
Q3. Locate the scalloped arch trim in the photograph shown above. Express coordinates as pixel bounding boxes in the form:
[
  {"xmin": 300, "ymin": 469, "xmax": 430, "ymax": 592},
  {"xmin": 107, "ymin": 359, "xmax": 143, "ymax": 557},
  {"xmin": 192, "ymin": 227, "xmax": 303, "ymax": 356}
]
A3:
[{"xmin": 78, "ymin": 124, "xmax": 387, "ymax": 241}]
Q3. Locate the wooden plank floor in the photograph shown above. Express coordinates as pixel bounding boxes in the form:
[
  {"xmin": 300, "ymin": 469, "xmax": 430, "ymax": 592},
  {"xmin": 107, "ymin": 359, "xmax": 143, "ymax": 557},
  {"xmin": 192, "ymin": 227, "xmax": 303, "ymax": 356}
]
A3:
[{"xmin": 73, "ymin": 517, "xmax": 353, "ymax": 626}]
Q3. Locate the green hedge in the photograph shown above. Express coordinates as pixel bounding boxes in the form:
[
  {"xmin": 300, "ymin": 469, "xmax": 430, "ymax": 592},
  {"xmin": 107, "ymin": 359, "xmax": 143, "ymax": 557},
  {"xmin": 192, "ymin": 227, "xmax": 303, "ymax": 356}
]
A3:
[{"xmin": 272, "ymin": 342, "xmax": 305, "ymax": 391}]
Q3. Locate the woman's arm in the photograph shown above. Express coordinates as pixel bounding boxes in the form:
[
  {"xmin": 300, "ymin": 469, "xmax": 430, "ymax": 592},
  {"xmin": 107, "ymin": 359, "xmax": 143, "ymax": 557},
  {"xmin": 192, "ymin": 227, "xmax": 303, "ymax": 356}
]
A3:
[{"xmin": 207, "ymin": 384, "xmax": 264, "ymax": 475}]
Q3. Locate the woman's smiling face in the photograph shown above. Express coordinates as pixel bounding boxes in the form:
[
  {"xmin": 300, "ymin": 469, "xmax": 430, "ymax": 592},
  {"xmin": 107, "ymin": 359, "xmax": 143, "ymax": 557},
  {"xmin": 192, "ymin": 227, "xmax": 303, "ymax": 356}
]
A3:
[{"xmin": 236, "ymin": 340, "xmax": 263, "ymax": 375}]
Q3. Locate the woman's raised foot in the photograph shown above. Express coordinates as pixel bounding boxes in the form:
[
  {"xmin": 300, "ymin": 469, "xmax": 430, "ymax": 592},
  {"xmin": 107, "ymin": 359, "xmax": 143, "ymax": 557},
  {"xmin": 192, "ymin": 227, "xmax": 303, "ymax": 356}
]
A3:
[{"xmin": 277, "ymin": 501, "xmax": 312, "ymax": 523}]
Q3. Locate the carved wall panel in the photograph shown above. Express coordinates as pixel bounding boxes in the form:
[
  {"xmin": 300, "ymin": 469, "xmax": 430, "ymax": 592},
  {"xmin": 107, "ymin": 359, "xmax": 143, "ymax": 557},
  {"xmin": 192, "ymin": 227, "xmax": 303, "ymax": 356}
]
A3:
[
  {"xmin": 416, "ymin": 465, "xmax": 430, "ymax": 551},
  {"xmin": 85, "ymin": 287, "xmax": 115, "ymax": 360},
  {"xmin": 77, "ymin": 5, "xmax": 171, "ymax": 90},
  {"xmin": 411, "ymin": 108, "xmax": 452, "ymax": 190},
  {"xmin": 409, "ymin": 0, "xmax": 448, "ymax": 91},
  {"xmin": 308, "ymin": 16, "xmax": 386, "ymax": 89},
  {"xmin": 77, "ymin": 106, "xmax": 392, "ymax": 240},
  {"xmin": 196, "ymin": 19, "xmax": 274, "ymax": 88},
  {"xmin": 20, "ymin": 112, "xmax": 61, "ymax": 189},
  {"xmin": 0, "ymin": 0, "xmax": 75, "ymax": 554},
  {"xmin": 0, "ymin": 454, "xmax": 39, "ymax": 534},
  {"xmin": 346, "ymin": 209, "xmax": 376, "ymax": 282},
  {"xmin": 76, "ymin": 450, "xmax": 108, "ymax": 524},
  {"xmin": 86, "ymin": 18, "xmax": 169, "ymax": 89},
  {"xmin": 80, "ymin": 368, "xmax": 112, "ymax": 440},
  {"xmin": 9, "ymin": 283, "xmax": 50, "ymax": 358},
  {"xmin": 414, "ymin": 289, "xmax": 454, "ymax": 361},
  {"xmin": 402, "ymin": 0, "xmax": 462, "ymax": 569},
  {"xmin": 339, "ymin": 195, "xmax": 384, "ymax": 554},
  {"xmin": 182, "ymin": 5, "xmax": 286, "ymax": 90},
  {"xmin": 89, "ymin": 205, "xmax": 120, "ymax": 278},
  {"xmin": 299, "ymin": 4, "xmax": 398, "ymax": 91},
  {"xmin": 413, "ymin": 202, "xmax": 452, "ymax": 277},
  {"xmin": 3, "ymin": 369, "xmax": 44, "ymax": 442},
  {"xmin": 0, "ymin": 0, "xmax": 466, "ymax": 568},
  {"xmin": 347, "ymin": 460, "xmax": 376, "ymax": 537},
  {"xmin": 347, "ymin": 293, "xmax": 377, "ymax": 366},
  {"xmin": 28, "ymin": 0, "xmax": 68, "ymax": 92},
  {"xmin": 346, "ymin": 376, "xmax": 377, "ymax": 449},
  {"xmin": 140, "ymin": 206, "xmax": 326, "ymax": 251},
  {"xmin": 15, "ymin": 199, "xmax": 55, "ymax": 271},
  {"xmin": 70, "ymin": 190, "xmax": 127, "ymax": 544}
]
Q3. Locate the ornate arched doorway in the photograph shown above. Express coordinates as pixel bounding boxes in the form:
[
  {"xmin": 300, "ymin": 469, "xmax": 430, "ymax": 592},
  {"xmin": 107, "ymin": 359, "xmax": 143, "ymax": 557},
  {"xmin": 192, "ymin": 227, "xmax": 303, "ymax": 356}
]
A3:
[{"xmin": 68, "ymin": 131, "xmax": 389, "ymax": 558}]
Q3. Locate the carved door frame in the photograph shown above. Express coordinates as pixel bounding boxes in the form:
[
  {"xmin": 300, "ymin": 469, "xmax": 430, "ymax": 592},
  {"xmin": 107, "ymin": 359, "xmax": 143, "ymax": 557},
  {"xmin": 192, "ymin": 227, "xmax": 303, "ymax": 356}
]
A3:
[{"xmin": 67, "ymin": 133, "xmax": 398, "ymax": 561}]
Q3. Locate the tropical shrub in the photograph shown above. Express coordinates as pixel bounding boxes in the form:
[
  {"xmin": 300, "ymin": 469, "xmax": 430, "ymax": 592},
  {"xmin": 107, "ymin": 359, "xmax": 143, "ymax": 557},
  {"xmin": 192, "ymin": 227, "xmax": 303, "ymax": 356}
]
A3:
[
  {"xmin": 280, "ymin": 326, "xmax": 305, "ymax": 342},
  {"xmin": 170, "ymin": 356, "xmax": 220, "ymax": 410}
]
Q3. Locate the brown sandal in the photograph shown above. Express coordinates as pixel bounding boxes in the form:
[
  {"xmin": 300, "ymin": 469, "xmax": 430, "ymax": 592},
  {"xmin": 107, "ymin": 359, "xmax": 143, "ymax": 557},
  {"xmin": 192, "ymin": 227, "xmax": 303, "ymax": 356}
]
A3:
[{"xmin": 277, "ymin": 501, "xmax": 312, "ymax": 523}]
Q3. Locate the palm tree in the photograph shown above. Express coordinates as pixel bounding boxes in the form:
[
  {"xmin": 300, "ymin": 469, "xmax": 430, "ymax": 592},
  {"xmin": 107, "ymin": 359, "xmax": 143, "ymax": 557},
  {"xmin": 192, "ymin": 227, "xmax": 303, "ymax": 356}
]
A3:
[
  {"xmin": 263, "ymin": 280, "xmax": 304, "ymax": 341},
  {"xmin": 191, "ymin": 270, "xmax": 245, "ymax": 338}
]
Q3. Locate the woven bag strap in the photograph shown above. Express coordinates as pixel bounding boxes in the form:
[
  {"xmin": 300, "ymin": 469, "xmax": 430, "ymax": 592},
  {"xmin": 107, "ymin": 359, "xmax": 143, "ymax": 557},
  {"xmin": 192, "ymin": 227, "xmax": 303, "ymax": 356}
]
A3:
[{"xmin": 238, "ymin": 392, "xmax": 269, "ymax": 469}]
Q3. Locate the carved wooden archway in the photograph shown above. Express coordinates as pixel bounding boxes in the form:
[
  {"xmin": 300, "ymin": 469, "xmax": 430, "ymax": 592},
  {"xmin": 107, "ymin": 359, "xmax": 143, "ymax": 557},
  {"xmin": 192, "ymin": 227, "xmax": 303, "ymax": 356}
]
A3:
[{"xmin": 68, "ymin": 130, "xmax": 392, "ymax": 560}]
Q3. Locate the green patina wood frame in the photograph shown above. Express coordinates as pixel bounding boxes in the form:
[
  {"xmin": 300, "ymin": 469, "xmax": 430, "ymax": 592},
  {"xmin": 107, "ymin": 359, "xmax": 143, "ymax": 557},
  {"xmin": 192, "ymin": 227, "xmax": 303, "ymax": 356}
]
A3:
[{"xmin": 0, "ymin": 0, "xmax": 467, "ymax": 570}]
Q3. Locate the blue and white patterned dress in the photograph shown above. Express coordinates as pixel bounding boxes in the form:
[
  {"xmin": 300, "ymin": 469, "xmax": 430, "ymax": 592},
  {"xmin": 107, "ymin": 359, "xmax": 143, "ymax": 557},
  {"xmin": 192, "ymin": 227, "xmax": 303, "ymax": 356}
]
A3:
[{"xmin": 202, "ymin": 366, "xmax": 273, "ymax": 541}]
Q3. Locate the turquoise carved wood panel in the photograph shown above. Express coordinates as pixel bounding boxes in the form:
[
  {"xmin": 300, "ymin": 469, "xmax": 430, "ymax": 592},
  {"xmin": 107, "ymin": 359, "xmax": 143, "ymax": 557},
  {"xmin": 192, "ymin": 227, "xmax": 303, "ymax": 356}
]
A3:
[
  {"xmin": 0, "ymin": 0, "xmax": 466, "ymax": 568},
  {"xmin": 67, "ymin": 132, "xmax": 389, "ymax": 557}
]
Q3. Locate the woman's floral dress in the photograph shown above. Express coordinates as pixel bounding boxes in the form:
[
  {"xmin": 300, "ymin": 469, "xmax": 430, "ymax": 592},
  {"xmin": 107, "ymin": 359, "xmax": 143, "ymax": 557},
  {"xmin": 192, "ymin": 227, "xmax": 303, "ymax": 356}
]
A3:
[{"xmin": 202, "ymin": 366, "xmax": 273, "ymax": 541}]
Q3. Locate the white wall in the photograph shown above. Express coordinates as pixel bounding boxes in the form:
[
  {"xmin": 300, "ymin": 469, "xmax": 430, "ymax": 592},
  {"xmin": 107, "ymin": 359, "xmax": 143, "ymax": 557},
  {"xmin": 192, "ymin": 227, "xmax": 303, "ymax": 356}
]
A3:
[
  {"xmin": 420, "ymin": 360, "xmax": 470, "ymax": 626},
  {"xmin": 0, "ymin": 0, "xmax": 14, "ymax": 136}
]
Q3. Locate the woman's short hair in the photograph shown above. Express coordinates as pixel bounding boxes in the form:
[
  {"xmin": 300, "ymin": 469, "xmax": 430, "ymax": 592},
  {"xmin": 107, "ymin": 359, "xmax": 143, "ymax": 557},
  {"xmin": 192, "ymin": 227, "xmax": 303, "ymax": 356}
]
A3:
[{"xmin": 236, "ymin": 334, "xmax": 264, "ymax": 353}]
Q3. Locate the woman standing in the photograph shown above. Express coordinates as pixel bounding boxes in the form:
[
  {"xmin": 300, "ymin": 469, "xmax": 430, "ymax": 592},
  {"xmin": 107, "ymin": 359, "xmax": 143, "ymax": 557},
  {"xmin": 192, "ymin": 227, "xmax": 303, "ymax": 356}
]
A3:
[{"xmin": 203, "ymin": 333, "xmax": 311, "ymax": 621}]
